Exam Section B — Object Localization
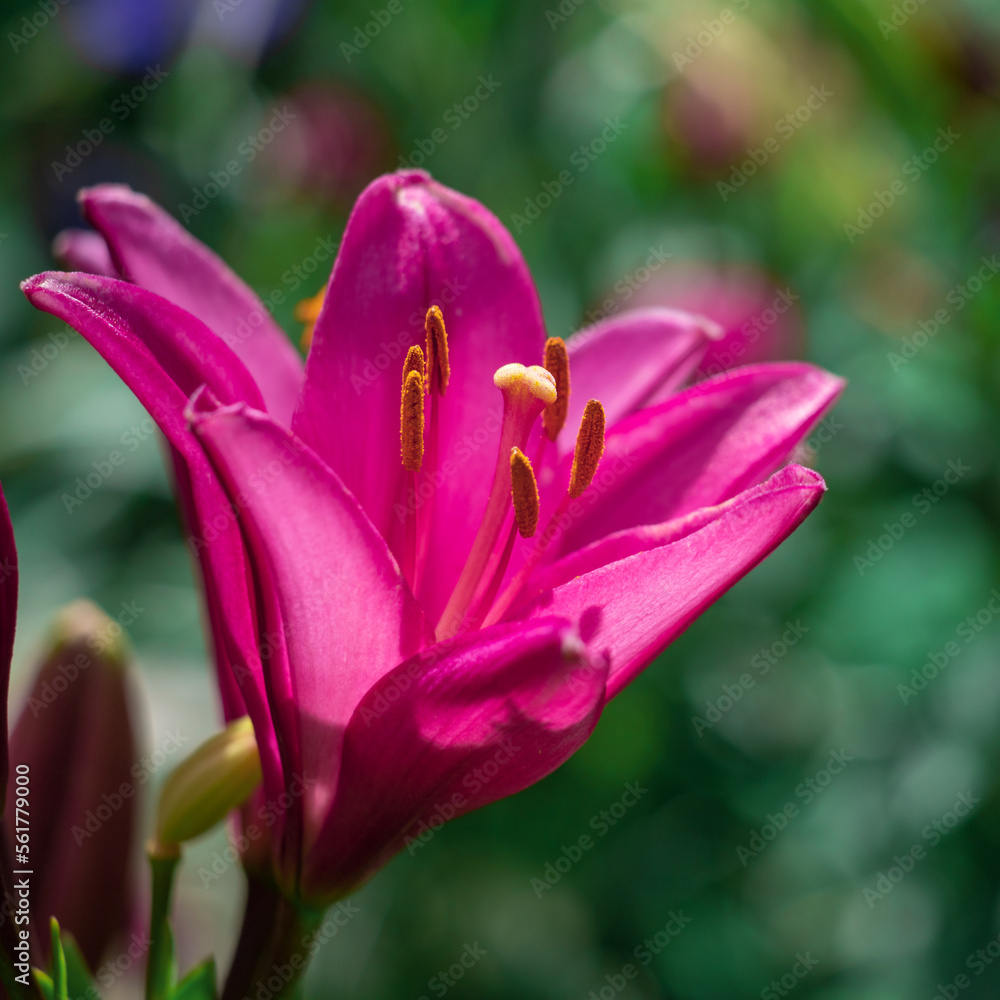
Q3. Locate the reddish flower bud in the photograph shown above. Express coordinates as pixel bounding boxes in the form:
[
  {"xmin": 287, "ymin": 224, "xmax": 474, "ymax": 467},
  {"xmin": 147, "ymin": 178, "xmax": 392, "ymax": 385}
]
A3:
[{"xmin": 6, "ymin": 599, "xmax": 140, "ymax": 969}]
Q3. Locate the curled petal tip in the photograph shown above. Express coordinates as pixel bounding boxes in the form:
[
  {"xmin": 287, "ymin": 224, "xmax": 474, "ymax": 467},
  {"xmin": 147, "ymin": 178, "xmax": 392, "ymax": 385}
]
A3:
[
  {"xmin": 698, "ymin": 315, "xmax": 726, "ymax": 341},
  {"xmin": 184, "ymin": 384, "xmax": 221, "ymax": 426}
]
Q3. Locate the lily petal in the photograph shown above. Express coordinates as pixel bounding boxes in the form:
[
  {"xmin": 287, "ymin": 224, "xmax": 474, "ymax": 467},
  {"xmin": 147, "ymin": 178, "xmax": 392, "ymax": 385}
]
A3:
[
  {"xmin": 519, "ymin": 464, "xmax": 826, "ymax": 699},
  {"xmin": 190, "ymin": 402, "xmax": 426, "ymax": 866},
  {"xmin": 79, "ymin": 184, "xmax": 304, "ymax": 424},
  {"xmin": 52, "ymin": 229, "xmax": 116, "ymax": 276},
  {"xmin": 302, "ymin": 617, "xmax": 607, "ymax": 902},
  {"xmin": 293, "ymin": 170, "xmax": 547, "ymax": 622},
  {"xmin": 556, "ymin": 363, "xmax": 843, "ymax": 555},
  {"xmin": 563, "ymin": 307, "xmax": 719, "ymax": 444},
  {"xmin": 20, "ymin": 272, "xmax": 287, "ymax": 812}
]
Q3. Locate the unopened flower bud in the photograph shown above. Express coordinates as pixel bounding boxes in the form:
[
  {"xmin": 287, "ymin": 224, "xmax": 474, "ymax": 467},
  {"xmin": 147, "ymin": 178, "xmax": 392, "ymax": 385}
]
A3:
[
  {"xmin": 152, "ymin": 716, "xmax": 262, "ymax": 855},
  {"xmin": 6, "ymin": 599, "xmax": 138, "ymax": 969}
]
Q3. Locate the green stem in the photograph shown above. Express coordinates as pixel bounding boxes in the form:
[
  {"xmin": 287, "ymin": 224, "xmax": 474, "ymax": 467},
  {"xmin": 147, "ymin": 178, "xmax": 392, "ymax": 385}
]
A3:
[
  {"xmin": 222, "ymin": 877, "xmax": 325, "ymax": 1000},
  {"xmin": 145, "ymin": 850, "xmax": 180, "ymax": 1000}
]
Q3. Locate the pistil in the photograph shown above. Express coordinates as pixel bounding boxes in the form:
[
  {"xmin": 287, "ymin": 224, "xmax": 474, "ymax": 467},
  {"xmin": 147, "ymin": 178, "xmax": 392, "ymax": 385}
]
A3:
[
  {"xmin": 482, "ymin": 399, "xmax": 606, "ymax": 628},
  {"xmin": 436, "ymin": 364, "xmax": 556, "ymax": 641}
]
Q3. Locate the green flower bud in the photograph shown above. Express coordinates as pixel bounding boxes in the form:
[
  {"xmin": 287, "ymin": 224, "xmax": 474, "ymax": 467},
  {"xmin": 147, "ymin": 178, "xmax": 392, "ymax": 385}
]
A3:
[{"xmin": 152, "ymin": 716, "xmax": 262, "ymax": 856}]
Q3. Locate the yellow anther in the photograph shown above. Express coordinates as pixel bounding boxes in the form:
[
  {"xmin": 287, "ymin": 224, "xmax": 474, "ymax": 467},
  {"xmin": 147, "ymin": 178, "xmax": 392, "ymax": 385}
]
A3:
[
  {"xmin": 510, "ymin": 448, "xmax": 540, "ymax": 538},
  {"xmin": 401, "ymin": 368, "xmax": 425, "ymax": 471},
  {"xmin": 425, "ymin": 306, "xmax": 450, "ymax": 395},
  {"xmin": 403, "ymin": 344, "xmax": 425, "ymax": 383},
  {"xmin": 294, "ymin": 288, "xmax": 326, "ymax": 351},
  {"xmin": 542, "ymin": 337, "xmax": 570, "ymax": 440},
  {"xmin": 568, "ymin": 400, "xmax": 606, "ymax": 498},
  {"xmin": 493, "ymin": 363, "xmax": 557, "ymax": 405}
]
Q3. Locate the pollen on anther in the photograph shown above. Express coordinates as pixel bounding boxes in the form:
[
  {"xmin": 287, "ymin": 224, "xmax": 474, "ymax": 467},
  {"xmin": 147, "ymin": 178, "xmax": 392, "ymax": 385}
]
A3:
[
  {"xmin": 403, "ymin": 344, "xmax": 425, "ymax": 383},
  {"xmin": 542, "ymin": 337, "xmax": 570, "ymax": 440},
  {"xmin": 510, "ymin": 448, "xmax": 540, "ymax": 538},
  {"xmin": 401, "ymin": 369, "xmax": 425, "ymax": 471},
  {"xmin": 568, "ymin": 400, "xmax": 606, "ymax": 498},
  {"xmin": 425, "ymin": 306, "xmax": 450, "ymax": 395}
]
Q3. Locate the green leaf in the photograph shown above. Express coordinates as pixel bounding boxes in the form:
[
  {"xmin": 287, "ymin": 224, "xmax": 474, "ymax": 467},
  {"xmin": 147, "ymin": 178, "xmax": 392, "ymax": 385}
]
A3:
[
  {"xmin": 36, "ymin": 922, "xmax": 101, "ymax": 1000},
  {"xmin": 33, "ymin": 970, "xmax": 54, "ymax": 1000},
  {"xmin": 172, "ymin": 958, "xmax": 218, "ymax": 1000},
  {"xmin": 61, "ymin": 934, "xmax": 98, "ymax": 1000},
  {"xmin": 49, "ymin": 920, "xmax": 67, "ymax": 1000}
]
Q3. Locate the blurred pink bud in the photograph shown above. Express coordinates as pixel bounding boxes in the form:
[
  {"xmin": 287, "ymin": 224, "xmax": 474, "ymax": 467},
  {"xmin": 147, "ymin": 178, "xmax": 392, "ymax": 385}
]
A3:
[
  {"xmin": 627, "ymin": 261, "xmax": 803, "ymax": 379},
  {"xmin": 6, "ymin": 599, "xmax": 139, "ymax": 969},
  {"xmin": 258, "ymin": 82, "xmax": 392, "ymax": 208}
]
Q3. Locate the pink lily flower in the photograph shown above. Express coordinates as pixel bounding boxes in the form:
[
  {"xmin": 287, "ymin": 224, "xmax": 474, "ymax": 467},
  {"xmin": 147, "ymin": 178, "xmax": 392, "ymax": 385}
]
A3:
[{"xmin": 22, "ymin": 171, "xmax": 843, "ymax": 921}]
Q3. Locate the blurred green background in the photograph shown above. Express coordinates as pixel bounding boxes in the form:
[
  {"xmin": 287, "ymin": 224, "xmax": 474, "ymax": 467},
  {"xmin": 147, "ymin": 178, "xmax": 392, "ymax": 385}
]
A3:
[{"xmin": 3, "ymin": 0, "xmax": 1000, "ymax": 997}]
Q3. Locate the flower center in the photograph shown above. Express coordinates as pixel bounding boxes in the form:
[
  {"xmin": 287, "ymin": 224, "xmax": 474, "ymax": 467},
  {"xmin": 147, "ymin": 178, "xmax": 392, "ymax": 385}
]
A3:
[{"xmin": 396, "ymin": 310, "xmax": 607, "ymax": 640}]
